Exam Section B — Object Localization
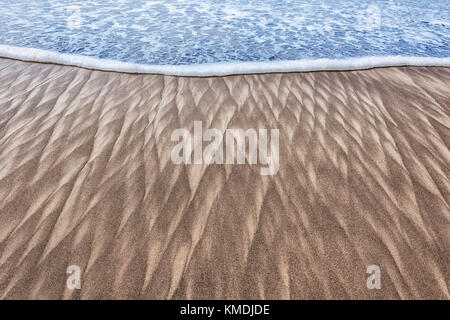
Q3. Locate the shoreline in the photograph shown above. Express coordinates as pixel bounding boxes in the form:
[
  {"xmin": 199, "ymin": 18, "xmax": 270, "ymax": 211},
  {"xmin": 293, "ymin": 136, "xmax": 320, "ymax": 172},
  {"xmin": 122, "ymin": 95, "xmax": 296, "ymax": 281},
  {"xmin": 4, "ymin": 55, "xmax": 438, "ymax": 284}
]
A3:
[{"xmin": 1, "ymin": 45, "xmax": 450, "ymax": 76}]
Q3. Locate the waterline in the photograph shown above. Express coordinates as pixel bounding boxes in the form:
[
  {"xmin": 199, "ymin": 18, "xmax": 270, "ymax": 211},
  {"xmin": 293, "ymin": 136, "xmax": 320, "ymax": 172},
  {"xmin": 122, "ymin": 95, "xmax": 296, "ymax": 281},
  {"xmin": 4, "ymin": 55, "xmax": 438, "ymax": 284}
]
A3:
[{"xmin": 1, "ymin": 45, "xmax": 450, "ymax": 76}]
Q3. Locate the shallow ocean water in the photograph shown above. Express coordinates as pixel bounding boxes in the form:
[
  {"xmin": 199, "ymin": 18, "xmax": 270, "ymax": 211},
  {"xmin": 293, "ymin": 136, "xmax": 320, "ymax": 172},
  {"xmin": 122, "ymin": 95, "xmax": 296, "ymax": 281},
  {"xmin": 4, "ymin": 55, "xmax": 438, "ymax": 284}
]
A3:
[{"xmin": 0, "ymin": 0, "xmax": 449, "ymax": 66}]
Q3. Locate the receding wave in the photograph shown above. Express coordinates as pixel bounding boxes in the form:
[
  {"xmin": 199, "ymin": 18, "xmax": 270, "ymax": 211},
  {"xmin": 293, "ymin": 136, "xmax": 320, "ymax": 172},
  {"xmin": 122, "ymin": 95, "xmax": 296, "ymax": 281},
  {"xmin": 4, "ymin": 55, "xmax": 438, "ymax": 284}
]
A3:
[{"xmin": 1, "ymin": 45, "xmax": 450, "ymax": 76}]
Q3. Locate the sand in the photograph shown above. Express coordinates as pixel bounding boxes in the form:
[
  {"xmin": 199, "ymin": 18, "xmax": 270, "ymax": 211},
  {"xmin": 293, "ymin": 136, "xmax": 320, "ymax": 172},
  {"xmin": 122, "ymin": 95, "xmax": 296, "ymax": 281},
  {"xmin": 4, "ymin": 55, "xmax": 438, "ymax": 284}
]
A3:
[{"xmin": 0, "ymin": 57, "xmax": 448, "ymax": 299}]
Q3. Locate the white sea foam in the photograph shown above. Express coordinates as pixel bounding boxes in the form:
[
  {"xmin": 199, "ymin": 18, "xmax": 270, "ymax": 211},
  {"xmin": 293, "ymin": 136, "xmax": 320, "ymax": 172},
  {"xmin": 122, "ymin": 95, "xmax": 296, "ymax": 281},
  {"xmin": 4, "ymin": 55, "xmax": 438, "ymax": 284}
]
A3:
[
  {"xmin": 1, "ymin": 45, "xmax": 449, "ymax": 76},
  {"xmin": 2, "ymin": 1, "xmax": 450, "ymax": 66}
]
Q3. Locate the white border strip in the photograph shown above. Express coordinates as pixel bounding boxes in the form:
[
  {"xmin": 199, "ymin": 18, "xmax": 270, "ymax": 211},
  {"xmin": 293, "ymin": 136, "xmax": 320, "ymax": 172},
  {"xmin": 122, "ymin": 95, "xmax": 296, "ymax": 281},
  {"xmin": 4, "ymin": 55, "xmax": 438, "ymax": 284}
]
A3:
[{"xmin": 1, "ymin": 45, "xmax": 449, "ymax": 76}]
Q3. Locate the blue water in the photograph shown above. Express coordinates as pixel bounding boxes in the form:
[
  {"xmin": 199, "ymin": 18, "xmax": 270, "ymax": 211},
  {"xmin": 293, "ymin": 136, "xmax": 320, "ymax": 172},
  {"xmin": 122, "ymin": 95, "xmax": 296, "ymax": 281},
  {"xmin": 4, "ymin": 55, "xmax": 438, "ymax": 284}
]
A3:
[{"xmin": 0, "ymin": 0, "xmax": 449, "ymax": 66}]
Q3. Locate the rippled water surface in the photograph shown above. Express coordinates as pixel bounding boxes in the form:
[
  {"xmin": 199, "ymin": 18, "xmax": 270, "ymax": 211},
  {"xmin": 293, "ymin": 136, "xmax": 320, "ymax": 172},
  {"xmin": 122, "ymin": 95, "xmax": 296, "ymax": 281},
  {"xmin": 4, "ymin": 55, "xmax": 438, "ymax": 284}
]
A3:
[{"xmin": 0, "ymin": 0, "xmax": 449, "ymax": 65}]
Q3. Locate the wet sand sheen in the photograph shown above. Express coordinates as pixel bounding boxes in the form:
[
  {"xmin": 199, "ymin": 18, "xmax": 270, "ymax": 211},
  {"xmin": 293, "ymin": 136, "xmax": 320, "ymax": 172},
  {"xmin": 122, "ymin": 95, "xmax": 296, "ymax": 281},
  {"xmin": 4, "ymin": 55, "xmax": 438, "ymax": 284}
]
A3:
[{"xmin": 0, "ymin": 58, "xmax": 448, "ymax": 299}]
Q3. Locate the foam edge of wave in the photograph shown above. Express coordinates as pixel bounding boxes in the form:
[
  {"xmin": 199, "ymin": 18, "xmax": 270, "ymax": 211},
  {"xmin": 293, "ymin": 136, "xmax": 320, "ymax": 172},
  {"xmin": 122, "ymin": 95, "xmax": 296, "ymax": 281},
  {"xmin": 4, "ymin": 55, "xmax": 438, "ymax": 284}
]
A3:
[{"xmin": 1, "ymin": 44, "xmax": 449, "ymax": 76}]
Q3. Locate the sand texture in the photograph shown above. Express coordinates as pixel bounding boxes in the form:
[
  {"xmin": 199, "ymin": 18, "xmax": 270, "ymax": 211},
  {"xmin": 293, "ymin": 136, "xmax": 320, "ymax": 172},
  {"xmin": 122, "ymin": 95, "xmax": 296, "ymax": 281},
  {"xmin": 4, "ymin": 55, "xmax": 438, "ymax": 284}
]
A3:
[{"xmin": 0, "ymin": 58, "xmax": 449, "ymax": 299}]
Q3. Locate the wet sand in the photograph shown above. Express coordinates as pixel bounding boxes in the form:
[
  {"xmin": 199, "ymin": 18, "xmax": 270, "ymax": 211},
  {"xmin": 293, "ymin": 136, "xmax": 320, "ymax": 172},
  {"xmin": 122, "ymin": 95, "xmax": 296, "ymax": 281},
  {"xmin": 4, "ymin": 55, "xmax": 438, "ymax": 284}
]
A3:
[{"xmin": 0, "ymin": 58, "xmax": 449, "ymax": 299}]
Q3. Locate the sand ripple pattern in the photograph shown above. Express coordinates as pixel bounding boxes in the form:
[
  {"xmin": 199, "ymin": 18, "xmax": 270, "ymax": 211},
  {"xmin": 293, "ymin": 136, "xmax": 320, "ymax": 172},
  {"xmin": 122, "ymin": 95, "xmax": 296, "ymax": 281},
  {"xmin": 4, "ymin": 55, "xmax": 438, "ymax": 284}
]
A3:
[{"xmin": 0, "ymin": 58, "xmax": 449, "ymax": 299}]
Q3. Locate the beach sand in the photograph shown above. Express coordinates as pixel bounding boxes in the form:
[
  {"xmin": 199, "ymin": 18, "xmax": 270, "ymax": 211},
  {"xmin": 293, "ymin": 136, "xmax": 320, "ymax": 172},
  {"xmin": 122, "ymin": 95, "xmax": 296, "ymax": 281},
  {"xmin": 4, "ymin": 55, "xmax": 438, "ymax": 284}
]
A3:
[{"xmin": 0, "ymin": 58, "xmax": 448, "ymax": 299}]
